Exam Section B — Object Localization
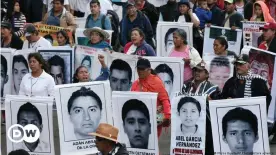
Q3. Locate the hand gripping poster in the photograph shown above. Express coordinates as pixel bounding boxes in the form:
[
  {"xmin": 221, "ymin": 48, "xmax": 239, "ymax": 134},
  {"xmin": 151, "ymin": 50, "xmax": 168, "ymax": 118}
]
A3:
[
  {"xmin": 156, "ymin": 22, "xmax": 193, "ymax": 56},
  {"xmin": 203, "ymin": 26, "xmax": 242, "ymax": 57},
  {"xmin": 54, "ymin": 81, "xmax": 113, "ymax": 155},
  {"xmin": 242, "ymin": 21, "xmax": 265, "ymax": 47},
  {"xmin": 170, "ymin": 95, "xmax": 206, "ymax": 155},
  {"xmin": 38, "ymin": 47, "xmax": 74, "ymax": 85},
  {"xmin": 209, "ymin": 97, "xmax": 270, "ymax": 155},
  {"xmin": 112, "ymin": 91, "xmax": 159, "ymax": 155},
  {"xmin": 5, "ymin": 95, "xmax": 55, "ymax": 155}
]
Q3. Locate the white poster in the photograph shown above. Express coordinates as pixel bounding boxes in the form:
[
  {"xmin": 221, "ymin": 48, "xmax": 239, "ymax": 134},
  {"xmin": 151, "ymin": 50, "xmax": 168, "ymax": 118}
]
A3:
[
  {"xmin": 204, "ymin": 55, "xmax": 235, "ymax": 90},
  {"xmin": 112, "ymin": 91, "xmax": 158, "ymax": 155},
  {"xmin": 203, "ymin": 26, "xmax": 242, "ymax": 56},
  {"xmin": 170, "ymin": 95, "xmax": 206, "ymax": 155},
  {"xmin": 5, "ymin": 95, "xmax": 55, "ymax": 155},
  {"xmin": 209, "ymin": 97, "xmax": 270, "ymax": 155},
  {"xmin": 75, "ymin": 28, "xmax": 113, "ymax": 46},
  {"xmin": 74, "ymin": 45, "xmax": 108, "ymax": 80},
  {"xmin": 243, "ymin": 21, "xmax": 265, "ymax": 48},
  {"xmin": 38, "ymin": 47, "xmax": 74, "ymax": 85},
  {"xmin": 54, "ymin": 81, "xmax": 113, "ymax": 155},
  {"xmin": 157, "ymin": 22, "xmax": 193, "ymax": 57}
]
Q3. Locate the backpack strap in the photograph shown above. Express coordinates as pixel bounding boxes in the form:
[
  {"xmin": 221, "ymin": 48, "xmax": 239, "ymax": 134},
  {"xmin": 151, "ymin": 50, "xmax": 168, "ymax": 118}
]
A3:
[{"xmin": 101, "ymin": 15, "xmax": 106, "ymax": 29}]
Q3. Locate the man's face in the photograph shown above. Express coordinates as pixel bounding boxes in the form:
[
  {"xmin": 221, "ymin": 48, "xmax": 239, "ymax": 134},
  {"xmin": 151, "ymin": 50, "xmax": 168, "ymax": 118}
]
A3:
[
  {"xmin": 157, "ymin": 72, "xmax": 173, "ymax": 95},
  {"xmin": 127, "ymin": 6, "xmax": 137, "ymax": 16},
  {"xmin": 1, "ymin": 27, "xmax": 11, "ymax": 38},
  {"xmin": 135, "ymin": 0, "xmax": 144, "ymax": 6},
  {"xmin": 123, "ymin": 110, "xmax": 151, "ymax": 149},
  {"xmin": 263, "ymin": 29, "xmax": 275, "ymax": 41},
  {"xmin": 194, "ymin": 69, "xmax": 208, "ymax": 82},
  {"xmin": 251, "ymin": 60, "xmax": 269, "ymax": 80},
  {"xmin": 110, "ymin": 69, "xmax": 130, "ymax": 91},
  {"xmin": 53, "ymin": 0, "xmax": 63, "ymax": 12},
  {"xmin": 235, "ymin": 63, "xmax": 249, "ymax": 76},
  {"xmin": 18, "ymin": 111, "xmax": 43, "ymax": 132},
  {"xmin": 50, "ymin": 65, "xmax": 64, "ymax": 85},
  {"xmin": 225, "ymin": 2, "xmax": 235, "ymax": 13},
  {"xmin": 69, "ymin": 96, "xmax": 101, "ymax": 139},
  {"xmin": 209, "ymin": 66, "xmax": 230, "ymax": 90},
  {"xmin": 1, "ymin": 64, "xmax": 8, "ymax": 97},
  {"xmin": 90, "ymin": 3, "xmax": 100, "ymax": 15},
  {"xmin": 166, "ymin": 33, "xmax": 174, "ymax": 53},
  {"xmin": 13, "ymin": 62, "xmax": 29, "ymax": 94},
  {"xmin": 223, "ymin": 120, "xmax": 258, "ymax": 153}
]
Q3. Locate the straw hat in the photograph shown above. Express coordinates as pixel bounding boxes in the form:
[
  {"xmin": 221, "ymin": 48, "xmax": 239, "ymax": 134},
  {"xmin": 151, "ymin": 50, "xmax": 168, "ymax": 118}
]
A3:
[
  {"xmin": 83, "ymin": 27, "xmax": 110, "ymax": 40},
  {"xmin": 88, "ymin": 123, "xmax": 118, "ymax": 142}
]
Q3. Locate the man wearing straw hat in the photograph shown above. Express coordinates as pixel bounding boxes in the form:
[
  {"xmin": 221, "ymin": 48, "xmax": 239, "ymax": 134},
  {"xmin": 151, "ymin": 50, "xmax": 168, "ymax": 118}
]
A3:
[
  {"xmin": 83, "ymin": 27, "xmax": 112, "ymax": 50},
  {"xmin": 89, "ymin": 123, "xmax": 128, "ymax": 155}
]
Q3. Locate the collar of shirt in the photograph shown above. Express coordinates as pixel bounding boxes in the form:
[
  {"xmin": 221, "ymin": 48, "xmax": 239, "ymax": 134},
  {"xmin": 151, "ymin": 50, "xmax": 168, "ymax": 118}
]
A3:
[
  {"xmin": 92, "ymin": 13, "xmax": 104, "ymax": 21},
  {"xmin": 28, "ymin": 70, "xmax": 48, "ymax": 80}
]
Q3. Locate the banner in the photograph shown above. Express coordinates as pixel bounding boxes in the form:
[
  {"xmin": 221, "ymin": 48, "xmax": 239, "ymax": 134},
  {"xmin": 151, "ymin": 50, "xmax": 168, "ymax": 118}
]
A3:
[
  {"xmin": 38, "ymin": 47, "xmax": 74, "ymax": 85},
  {"xmin": 203, "ymin": 26, "xmax": 242, "ymax": 56},
  {"xmin": 75, "ymin": 28, "xmax": 113, "ymax": 46},
  {"xmin": 112, "ymin": 91, "xmax": 158, "ymax": 155},
  {"xmin": 209, "ymin": 97, "xmax": 270, "ymax": 155},
  {"xmin": 54, "ymin": 81, "xmax": 112, "ymax": 155},
  {"xmin": 242, "ymin": 21, "xmax": 265, "ymax": 48},
  {"xmin": 156, "ymin": 22, "xmax": 193, "ymax": 56},
  {"xmin": 5, "ymin": 95, "xmax": 55, "ymax": 155},
  {"xmin": 170, "ymin": 95, "xmax": 206, "ymax": 155}
]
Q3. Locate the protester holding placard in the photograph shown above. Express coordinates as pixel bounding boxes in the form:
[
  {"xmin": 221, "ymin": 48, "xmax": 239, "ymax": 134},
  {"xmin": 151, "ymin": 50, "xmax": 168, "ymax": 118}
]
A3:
[
  {"xmin": 250, "ymin": 1, "xmax": 275, "ymax": 22},
  {"xmin": 213, "ymin": 36, "xmax": 238, "ymax": 58},
  {"xmin": 258, "ymin": 22, "xmax": 276, "ymax": 52},
  {"xmin": 56, "ymin": 30, "xmax": 71, "ymax": 46},
  {"xmin": 174, "ymin": 0, "xmax": 200, "ymax": 27},
  {"xmin": 19, "ymin": 53, "xmax": 55, "ymax": 97},
  {"xmin": 83, "ymin": 27, "xmax": 112, "ymax": 50},
  {"xmin": 123, "ymin": 28, "xmax": 156, "ymax": 56},
  {"xmin": 222, "ymin": 0, "xmax": 244, "ymax": 29}
]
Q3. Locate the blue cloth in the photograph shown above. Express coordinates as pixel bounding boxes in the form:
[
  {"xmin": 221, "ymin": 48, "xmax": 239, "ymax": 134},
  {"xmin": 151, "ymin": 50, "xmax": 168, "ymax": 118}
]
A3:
[
  {"xmin": 85, "ymin": 14, "xmax": 112, "ymax": 30},
  {"xmin": 134, "ymin": 41, "xmax": 156, "ymax": 56},
  {"xmin": 195, "ymin": 7, "xmax": 212, "ymax": 29},
  {"xmin": 95, "ymin": 67, "xmax": 109, "ymax": 81},
  {"xmin": 86, "ymin": 40, "xmax": 112, "ymax": 50},
  {"xmin": 47, "ymin": 10, "xmax": 61, "ymax": 26}
]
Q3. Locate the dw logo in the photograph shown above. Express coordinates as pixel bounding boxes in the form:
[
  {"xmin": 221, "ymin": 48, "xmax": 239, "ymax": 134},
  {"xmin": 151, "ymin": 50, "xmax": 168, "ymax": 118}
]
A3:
[{"xmin": 8, "ymin": 124, "xmax": 40, "ymax": 143}]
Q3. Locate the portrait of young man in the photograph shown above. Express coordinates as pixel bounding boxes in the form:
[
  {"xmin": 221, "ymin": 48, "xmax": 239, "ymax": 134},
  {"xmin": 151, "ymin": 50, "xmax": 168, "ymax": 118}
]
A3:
[
  {"xmin": 222, "ymin": 107, "xmax": 259, "ymax": 154},
  {"xmin": 15, "ymin": 102, "xmax": 49, "ymax": 152},
  {"xmin": 12, "ymin": 55, "xmax": 29, "ymax": 95},
  {"xmin": 121, "ymin": 99, "xmax": 151, "ymax": 149},
  {"xmin": 1, "ymin": 54, "xmax": 9, "ymax": 97},
  {"xmin": 48, "ymin": 55, "xmax": 65, "ymax": 85},
  {"xmin": 109, "ymin": 59, "xmax": 132, "ymax": 91},
  {"xmin": 67, "ymin": 86, "xmax": 102, "ymax": 140},
  {"xmin": 154, "ymin": 64, "xmax": 174, "ymax": 96}
]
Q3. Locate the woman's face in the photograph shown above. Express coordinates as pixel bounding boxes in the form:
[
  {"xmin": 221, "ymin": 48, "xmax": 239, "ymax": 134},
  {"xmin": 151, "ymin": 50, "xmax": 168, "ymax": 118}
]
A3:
[
  {"xmin": 76, "ymin": 67, "xmax": 90, "ymax": 82},
  {"xmin": 254, "ymin": 5, "xmax": 263, "ymax": 18},
  {"xmin": 90, "ymin": 32, "xmax": 102, "ymax": 44},
  {"xmin": 13, "ymin": 62, "xmax": 28, "ymax": 94},
  {"xmin": 173, "ymin": 33, "xmax": 184, "ymax": 47},
  {"xmin": 131, "ymin": 30, "xmax": 143, "ymax": 45},
  {"xmin": 179, "ymin": 4, "xmax": 189, "ymax": 14},
  {"xmin": 28, "ymin": 57, "xmax": 42, "ymax": 73},
  {"xmin": 57, "ymin": 33, "xmax": 67, "ymax": 46},
  {"xmin": 213, "ymin": 40, "xmax": 226, "ymax": 55},
  {"xmin": 179, "ymin": 102, "xmax": 200, "ymax": 127},
  {"xmin": 166, "ymin": 33, "xmax": 174, "ymax": 53},
  {"xmin": 14, "ymin": 2, "xmax": 20, "ymax": 12}
]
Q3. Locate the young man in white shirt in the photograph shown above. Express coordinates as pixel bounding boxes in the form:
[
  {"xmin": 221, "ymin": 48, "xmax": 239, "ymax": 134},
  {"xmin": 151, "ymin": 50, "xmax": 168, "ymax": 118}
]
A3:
[{"xmin": 22, "ymin": 24, "xmax": 52, "ymax": 50}]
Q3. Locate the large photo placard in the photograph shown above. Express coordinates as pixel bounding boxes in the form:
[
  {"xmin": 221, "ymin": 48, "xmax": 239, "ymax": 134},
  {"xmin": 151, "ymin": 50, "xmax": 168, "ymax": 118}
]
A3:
[
  {"xmin": 170, "ymin": 95, "xmax": 206, "ymax": 155},
  {"xmin": 54, "ymin": 81, "xmax": 112, "ymax": 155},
  {"xmin": 209, "ymin": 97, "xmax": 270, "ymax": 155},
  {"xmin": 112, "ymin": 91, "xmax": 158, "ymax": 155},
  {"xmin": 5, "ymin": 95, "xmax": 54, "ymax": 155},
  {"xmin": 242, "ymin": 21, "xmax": 265, "ymax": 47}
]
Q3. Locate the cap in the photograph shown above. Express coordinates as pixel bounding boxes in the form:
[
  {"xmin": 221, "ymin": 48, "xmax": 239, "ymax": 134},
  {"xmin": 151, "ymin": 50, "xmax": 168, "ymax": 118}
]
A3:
[
  {"xmin": 126, "ymin": 2, "xmax": 135, "ymax": 8},
  {"xmin": 24, "ymin": 24, "xmax": 37, "ymax": 37},
  {"xmin": 136, "ymin": 58, "xmax": 151, "ymax": 69},
  {"xmin": 259, "ymin": 22, "xmax": 276, "ymax": 30},
  {"xmin": 233, "ymin": 54, "xmax": 249, "ymax": 64},
  {"xmin": 224, "ymin": 0, "xmax": 234, "ymax": 4},
  {"xmin": 178, "ymin": 0, "xmax": 190, "ymax": 8},
  {"xmin": 1, "ymin": 22, "xmax": 12, "ymax": 29},
  {"xmin": 193, "ymin": 61, "xmax": 208, "ymax": 72}
]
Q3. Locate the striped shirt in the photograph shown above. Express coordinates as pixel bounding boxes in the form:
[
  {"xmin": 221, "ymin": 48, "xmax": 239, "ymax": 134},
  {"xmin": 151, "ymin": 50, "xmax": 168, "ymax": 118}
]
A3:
[{"xmin": 12, "ymin": 12, "xmax": 26, "ymax": 37}]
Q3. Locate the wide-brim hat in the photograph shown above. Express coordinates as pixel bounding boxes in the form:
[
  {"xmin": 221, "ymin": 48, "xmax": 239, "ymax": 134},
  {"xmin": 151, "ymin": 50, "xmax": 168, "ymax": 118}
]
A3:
[
  {"xmin": 88, "ymin": 123, "xmax": 118, "ymax": 142},
  {"xmin": 83, "ymin": 27, "xmax": 110, "ymax": 40}
]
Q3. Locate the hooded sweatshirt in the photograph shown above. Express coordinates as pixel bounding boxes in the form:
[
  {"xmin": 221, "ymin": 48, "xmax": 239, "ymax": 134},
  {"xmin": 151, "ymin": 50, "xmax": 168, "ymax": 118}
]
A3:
[{"xmin": 250, "ymin": 1, "xmax": 275, "ymax": 22}]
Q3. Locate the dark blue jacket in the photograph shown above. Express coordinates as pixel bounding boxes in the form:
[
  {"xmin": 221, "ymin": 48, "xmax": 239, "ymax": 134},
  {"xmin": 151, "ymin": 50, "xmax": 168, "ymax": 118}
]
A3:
[
  {"xmin": 195, "ymin": 7, "xmax": 212, "ymax": 29},
  {"xmin": 124, "ymin": 40, "xmax": 156, "ymax": 56}
]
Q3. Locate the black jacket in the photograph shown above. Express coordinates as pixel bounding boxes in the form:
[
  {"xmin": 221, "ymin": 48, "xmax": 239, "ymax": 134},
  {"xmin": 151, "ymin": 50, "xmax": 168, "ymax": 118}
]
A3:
[
  {"xmin": 210, "ymin": 5, "xmax": 223, "ymax": 26},
  {"xmin": 97, "ymin": 143, "xmax": 128, "ymax": 155},
  {"xmin": 140, "ymin": 1, "xmax": 159, "ymax": 36},
  {"xmin": 1, "ymin": 33, "xmax": 23, "ymax": 50},
  {"xmin": 257, "ymin": 35, "xmax": 276, "ymax": 53},
  {"xmin": 159, "ymin": 1, "xmax": 178, "ymax": 22},
  {"xmin": 19, "ymin": 0, "xmax": 43, "ymax": 22},
  {"xmin": 221, "ymin": 11, "xmax": 244, "ymax": 28}
]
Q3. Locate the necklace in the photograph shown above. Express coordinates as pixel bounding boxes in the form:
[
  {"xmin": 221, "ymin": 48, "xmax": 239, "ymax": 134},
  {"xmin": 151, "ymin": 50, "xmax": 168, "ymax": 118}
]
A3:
[{"xmin": 30, "ymin": 77, "xmax": 39, "ymax": 96}]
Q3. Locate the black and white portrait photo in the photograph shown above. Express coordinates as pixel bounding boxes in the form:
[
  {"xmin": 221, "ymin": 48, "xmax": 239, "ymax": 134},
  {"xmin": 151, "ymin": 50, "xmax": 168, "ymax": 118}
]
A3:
[
  {"xmin": 209, "ymin": 97, "xmax": 270, "ymax": 155},
  {"xmin": 38, "ymin": 47, "xmax": 73, "ymax": 84},
  {"xmin": 170, "ymin": 95, "xmax": 206, "ymax": 154},
  {"xmin": 157, "ymin": 22, "xmax": 193, "ymax": 56},
  {"xmin": 5, "ymin": 95, "xmax": 54, "ymax": 155},
  {"xmin": 112, "ymin": 91, "xmax": 158, "ymax": 154},
  {"xmin": 54, "ymin": 81, "xmax": 112, "ymax": 154},
  {"xmin": 1, "ymin": 49, "xmax": 12, "ymax": 99}
]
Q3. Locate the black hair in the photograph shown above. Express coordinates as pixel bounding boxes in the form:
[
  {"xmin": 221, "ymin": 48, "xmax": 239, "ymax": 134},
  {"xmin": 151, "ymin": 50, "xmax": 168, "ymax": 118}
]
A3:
[
  {"xmin": 210, "ymin": 56, "xmax": 231, "ymax": 69},
  {"xmin": 174, "ymin": 29, "xmax": 188, "ymax": 45},
  {"xmin": 73, "ymin": 66, "xmax": 88, "ymax": 83},
  {"xmin": 177, "ymin": 97, "xmax": 201, "ymax": 113},
  {"xmin": 12, "ymin": 55, "xmax": 29, "ymax": 72},
  {"xmin": 48, "ymin": 55, "xmax": 65, "ymax": 76},
  {"xmin": 110, "ymin": 59, "xmax": 132, "ymax": 81},
  {"xmin": 222, "ymin": 107, "xmax": 258, "ymax": 137},
  {"xmin": 8, "ymin": 149, "xmax": 30, "ymax": 155},
  {"xmin": 165, "ymin": 28, "xmax": 177, "ymax": 47},
  {"xmin": 1, "ymin": 54, "xmax": 8, "ymax": 75},
  {"xmin": 28, "ymin": 52, "xmax": 49, "ymax": 73},
  {"xmin": 53, "ymin": 0, "xmax": 65, "ymax": 4},
  {"xmin": 215, "ymin": 36, "xmax": 228, "ymax": 50},
  {"xmin": 81, "ymin": 56, "xmax": 92, "ymax": 68},
  {"xmin": 90, "ymin": 0, "xmax": 101, "ymax": 6},
  {"xmin": 17, "ymin": 102, "xmax": 42, "ymax": 125},
  {"xmin": 44, "ymin": 34, "xmax": 53, "ymax": 45},
  {"xmin": 154, "ymin": 64, "xmax": 174, "ymax": 83},
  {"xmin": 131, "ymin": 28, "xmax": 145, "ymax": 40},
  {"xmin": 67, "ymin": 87, "xmax": 102, "ymax": 114},
  {"xmin": 57, "ymin": 30, "xmax": 70, "ymax": 45},
  {"xmin": 121, "ymin": 99, "xmax": 150, "ymax": 123}
]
